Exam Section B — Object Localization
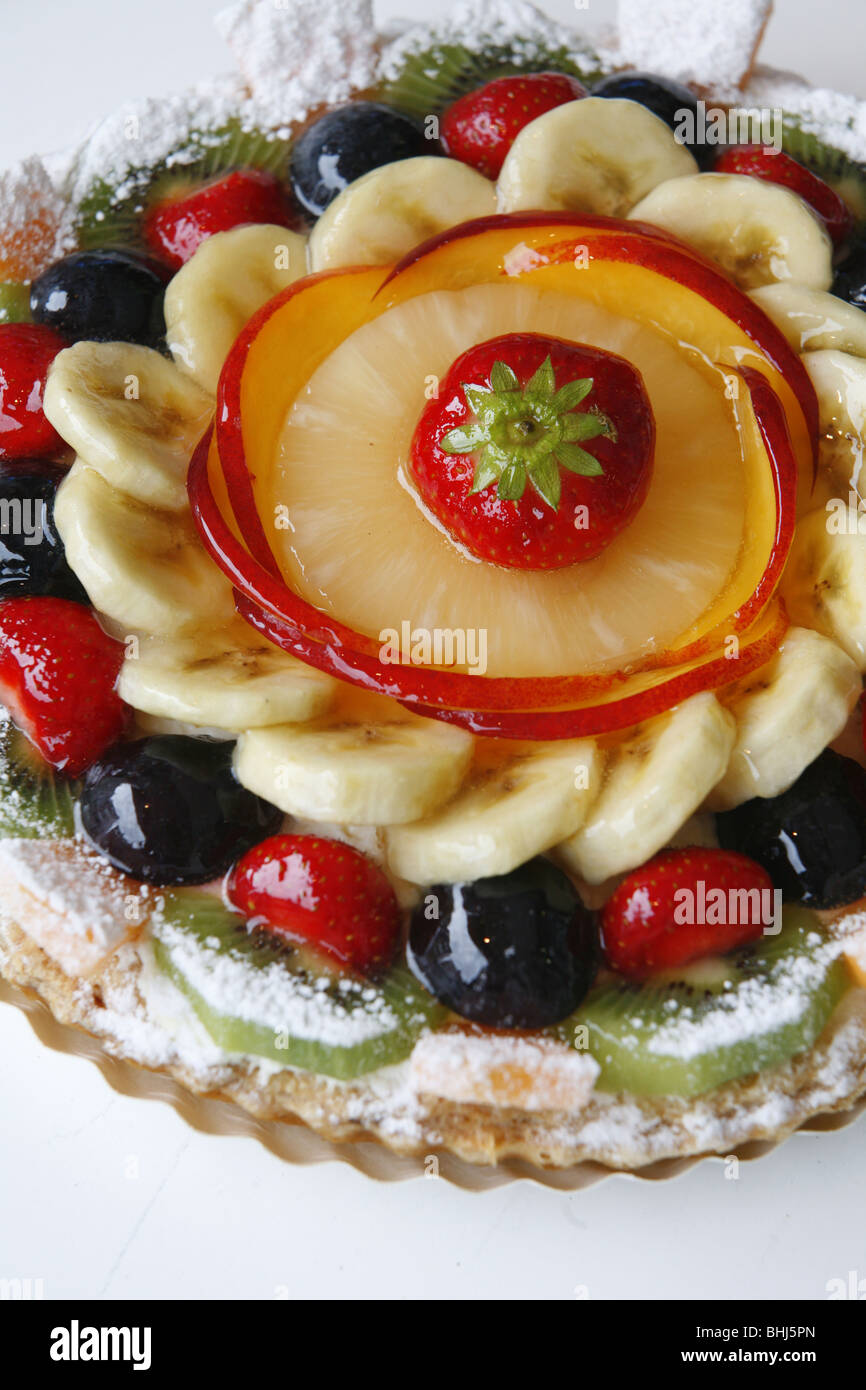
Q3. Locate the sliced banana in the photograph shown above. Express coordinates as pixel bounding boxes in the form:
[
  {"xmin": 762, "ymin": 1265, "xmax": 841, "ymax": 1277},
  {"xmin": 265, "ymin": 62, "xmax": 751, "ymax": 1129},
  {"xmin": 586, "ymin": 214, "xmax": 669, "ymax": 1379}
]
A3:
[
  {"xmin": 309, "ymin": 157, "xmax": 496, "ymax": 272},
  {"xmin": 708, "ymin": 628, "xmax": 860, "ymax": 811},
  {"xmin": 165, "ymin": 223, "xmax": 308, "ymax": 394},
  {"xmin": 802, "ymin": 348, "xmax": 866, "ymax": 492},
  {"xmin": 43, "ymin": 343, "xmax": 212, "ymax": 512},
  {"xmin": 386, "ymin": 740, "xmax": 602, "ymax": 884},
  {"xmin": 782, "ymin": 507, "xmax": 866, "ymax": 668},
  {"xmin": 558, "ymin": 693, "xmax": 736, "ymax": 884},
  {"xmin": 234, "ymin": 712, "xmax": 474, "ymax": 825},
  {"xmin": 750, "ymin": 283, "xmax": 866, "ymax": 357},
  {"xmin": 118, "ymin": 621, "xmax": 336, "ymax": 730},
  {"xmin": 54, "ymin": 462, "xmax": 235, "ymax": 637},
  {"xmin": 629, "ymin": 174, "xmax": 833, "ymax": 291},
  {"xmin": 497, "ymin": 97, "xmax": 698, "ymax": 218}
]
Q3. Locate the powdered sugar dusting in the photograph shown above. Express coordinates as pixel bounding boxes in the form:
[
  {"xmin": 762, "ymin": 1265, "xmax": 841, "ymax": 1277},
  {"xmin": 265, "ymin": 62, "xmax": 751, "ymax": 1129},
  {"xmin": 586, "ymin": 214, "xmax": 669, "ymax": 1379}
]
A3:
[
  {"xmin": 155, "ymin": 911, "xmax": 410, "ymax": 1045},
  {"xmin": 0, "ymin": 156, "xmax": 73, "ymax": 279},
  {"xmin": 647, "ymin": 935, "xmax": 841, "ymax": 1060},
  {"xmin": 410, "ymin": 1030, "xmax": 600, "ymax": 1111},
  {"xmin": 614, "ymin": 0, "xmax": 771, "ymax": 94},
  {"xmin": 378, "ymin": 0, "xmax": 610, "ymax": 83},
  {"xmin": 741, "ymin": 65, "xmax": 866, "ymax": 165},
  {"xmin": 216, "ymin": 0, "xmax": 378, "ymax": 130}
]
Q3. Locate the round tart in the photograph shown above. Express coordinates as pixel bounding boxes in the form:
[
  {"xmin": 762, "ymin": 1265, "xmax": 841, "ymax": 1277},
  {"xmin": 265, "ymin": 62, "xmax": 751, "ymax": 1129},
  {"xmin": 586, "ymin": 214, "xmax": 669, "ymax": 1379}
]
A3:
[{"xmin": 2, "ymin": 0, "xmax": 866, "ymax": 1176}]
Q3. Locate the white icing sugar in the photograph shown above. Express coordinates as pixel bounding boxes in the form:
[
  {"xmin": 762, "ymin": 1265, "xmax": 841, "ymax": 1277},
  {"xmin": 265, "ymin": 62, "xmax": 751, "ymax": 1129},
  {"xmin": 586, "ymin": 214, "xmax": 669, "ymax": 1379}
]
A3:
[
  {"xmin": 646, "ymin": 936, "xmax": 842, "ymax": 1061},
  {"xmin": 741, "ymin": 65, "xmax": 866, "ymax": 164},
  {"xmin": 409, "ymin": 1030, "xmax": 600, "ymax": 1111},
  {"xmin": 216, "ymin": 0, "xmax": 378, "ymax": 130},
  {"xmin": 0, "ymin": 836, "xmax": 147, "ymax": 954},
  {"xmin": 154, "ymin": 911, "xmax": 411, "ymax": 1046},
  {"xmin": 61, "ymin": 73, "xmax": 250, "ymax": 224},
  {"xmin": 613, "ymin": 0, "xmax": 771, "ymax": 94},
  {"xmin": 0, "ymin": 156, "xmax": 73, "ymax": 275},
  {"xmin": 378, "ymin": 0, "xmax": 610, "ymax": 82}
]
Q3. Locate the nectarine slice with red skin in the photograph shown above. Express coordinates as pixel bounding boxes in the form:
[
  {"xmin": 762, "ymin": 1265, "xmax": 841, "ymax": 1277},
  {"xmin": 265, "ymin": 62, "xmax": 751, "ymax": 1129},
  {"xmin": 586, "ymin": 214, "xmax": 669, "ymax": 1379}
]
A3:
[
  {"xmin": 233, "ymin": 587, "xmax": 789, "ymax": 740},
  {"xmin": 188, "ymin": 214, "xmax": 810, "ymax": 738},
  {"xmin": 189, "ymin": 366, "xmax": 796, "ymax": 717},
  {"xmin": 212, "ymin": 216, "xmax": 816, "ymax": 589}
]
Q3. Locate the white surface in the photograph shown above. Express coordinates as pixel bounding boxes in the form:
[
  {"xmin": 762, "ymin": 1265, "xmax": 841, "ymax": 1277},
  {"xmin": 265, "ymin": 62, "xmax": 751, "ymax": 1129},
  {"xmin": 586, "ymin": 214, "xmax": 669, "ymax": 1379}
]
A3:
[{"xmin": 1, "ymin": 0, "xmax": 865, "ymax": 1302}]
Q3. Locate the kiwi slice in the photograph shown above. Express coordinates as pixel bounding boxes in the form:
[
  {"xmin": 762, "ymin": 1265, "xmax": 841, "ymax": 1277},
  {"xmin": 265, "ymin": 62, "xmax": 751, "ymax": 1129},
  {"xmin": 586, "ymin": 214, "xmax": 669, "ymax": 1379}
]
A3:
[
  {"xmin": 778, "ymin": 119, "xmax": 866, "ymax": 226},
  {"xmin": 376, "ymin": 39, "xmax": 606, "ymax": 122},
  {"xmin": 153, "ymin": 890, "xmax": 445, "ymax": 1080},
  {"xmin": 75, "ymin": 119, "xmax": 294, "ymax": 253},
  {"xmin": 0, "ymin": 282, "xmax": 32, "ymax": 324},
  {"xmin": 0, "ymin": 709, "xmax": 79, "ymax": 838},
  {"xmin": 557, "ymin": 910, "xmax": 848, "ymax": 1098}
]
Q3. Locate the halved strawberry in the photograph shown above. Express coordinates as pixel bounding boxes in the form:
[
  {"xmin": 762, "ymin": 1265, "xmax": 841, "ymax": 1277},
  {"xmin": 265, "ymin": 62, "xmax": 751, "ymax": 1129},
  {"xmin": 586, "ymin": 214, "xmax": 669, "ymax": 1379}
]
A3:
[
  {"xmin": 0, "ymin": 323, "xmax": 68, "ymax": 460},
  {"xmin": 441, "ymin": 72, "xmax": 587, "ymax": 179},
  {"xmin": 601, "ymin": 847, "xmax": 776, "ymax": 979},
  {"xmin": 0, "ymin": 597, "xmax": 129, "ymax": 774},
  {"xmin": 714, "ymin": 145, "xmax": 855, "ymax": 246},
  {"xmin": 227, "ymin": 834, "xmax": 401, "ymax": 975},
  {"xmin": 144, "ymin": 170, "xmax": 294, "ymax": 270},
  {"xmin": 409, "ymin": 332, "xmax": 655, "ymax": 569}
]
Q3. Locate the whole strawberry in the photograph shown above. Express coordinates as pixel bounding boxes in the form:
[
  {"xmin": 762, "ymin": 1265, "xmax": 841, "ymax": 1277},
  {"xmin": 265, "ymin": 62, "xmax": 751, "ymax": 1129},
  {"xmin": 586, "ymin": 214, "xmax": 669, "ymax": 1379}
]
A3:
[
  {"xmin": 227, "ymin": 834, "xmax": 402, "ymax": 976},
  {"xmin": 144, "ymin": 170, "xmax": 294, "ymax": 269},
  {"xmin": 409, "ymin": 332, "xmax": 654, "ymax": 570},
  {"xmin": 0, "ymin": 323, "xmax": 68, "ymax": 460},
  {"xmin": 441, "ymin": 72, "xmax": 587, "ymax": 179},
  {"xmin": 601, "ymin": 847, "xmax": 776, "ymax": 979},
  {"xmin": 0, "ymin": 596, "xmax": 128, "ymax": 774},
  {"xmin": 714, "ymin": 145, "xmax": 855, "ymax": 246}
]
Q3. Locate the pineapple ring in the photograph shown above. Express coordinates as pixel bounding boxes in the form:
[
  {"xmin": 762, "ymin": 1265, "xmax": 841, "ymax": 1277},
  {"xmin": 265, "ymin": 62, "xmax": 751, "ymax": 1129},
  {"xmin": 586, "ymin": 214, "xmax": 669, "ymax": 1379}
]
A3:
[{"xmin": 189, "ymin": 214, "xmax": 806, "ymax": 734}]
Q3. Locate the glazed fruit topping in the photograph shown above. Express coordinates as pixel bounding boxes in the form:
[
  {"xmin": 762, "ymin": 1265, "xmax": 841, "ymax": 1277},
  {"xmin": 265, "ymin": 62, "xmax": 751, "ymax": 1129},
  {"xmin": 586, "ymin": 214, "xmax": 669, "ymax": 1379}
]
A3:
[
  {"xmin": 716, "ymin": 749, "xmax": 866, "ymax": 910},
  {"xmin": 144, "ymin": 170, "xmax": 294, "ymax": 270},
  {"xmin": 0, "ymin": 596, "xmax": 128, "ymax": 775},
  {"xmin": 289, "ymin": 102, "xmax": 428, "ymax": 218},
  {"xmin": 79, "ymin": 736, "xmax": 282, "ymax": 885},
  {"xmin": 0, "ymin": 323, "xmax": 67, "ymax": 460},
  {"xmin": 832, "ymin": 234, "xmax": 866, "ymax": 310},
  {"xmin": 227, "ymin": 834, "xmax": 401, "ymax": 975},
  {"xmin": 714, "ymin": 144, "xmax": 856, "ymax": 246},
  {"xmin": 408, "ymin": 857, "xmax": 599, "ymax": 1029},
  {"xmin": 30, "ymin": 249, "xmax": 169, "ymax": 348},
  {"xmin": 441, "ymin": 72, "xmax": 587, "ymax": 180},
  {"xmin": 0, "ymin": 462, "xmax": 87, "ymax": 601},
  {"xmin": 601, "ymin": 847, "xmax": 775, "ymax": 980},
  {"xmin": 409, "ymin": 333, "xmax": 654, "ymax": 570},
  {"xmin": 591, "ymin": 70, "xmax": 716, "ymax": 169}
]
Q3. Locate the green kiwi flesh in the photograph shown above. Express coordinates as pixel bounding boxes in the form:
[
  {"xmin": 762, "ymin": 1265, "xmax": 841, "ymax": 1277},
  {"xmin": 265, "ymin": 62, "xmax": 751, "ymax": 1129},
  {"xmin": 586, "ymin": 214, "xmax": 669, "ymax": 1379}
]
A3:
[
  {"xmin": 152, "ymin": 889, "xmax": 445, "ymax": 1080},
  {"xmin": 557, "ymin": 909, "xmax": 849, "ymax": 1099}
]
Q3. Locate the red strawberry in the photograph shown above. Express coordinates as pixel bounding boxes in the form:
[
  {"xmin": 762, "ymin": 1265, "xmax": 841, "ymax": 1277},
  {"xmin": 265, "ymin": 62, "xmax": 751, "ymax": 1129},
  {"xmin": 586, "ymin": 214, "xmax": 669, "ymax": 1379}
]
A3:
[
  {"xmin": 0, "ymin": 597, "xmax": 129, "ymax": 774},
  {"xmin": 227, "ymin": 834, "xmax": 402, "ymax": 975},
  {"xmin": 409, "ymin": 332, "xmax": 654, "ymax": 570},
  {"xmin": 601, "ymin": 847, "xmax": 776, "ymax": 980},
  {"xmin": 144, "ymin": 170, "xmax": 294, "ymax": 270},
  {"xmin": 441, "ymin": 72, "xmax": 587, "ymax": 179},
  {"xmin": 0, "ymin": 323, "xmax": 68, "ymax": 461},
  {"xmin": 714, "ymin": 145, "xmax": 855, "ymax": 247}
]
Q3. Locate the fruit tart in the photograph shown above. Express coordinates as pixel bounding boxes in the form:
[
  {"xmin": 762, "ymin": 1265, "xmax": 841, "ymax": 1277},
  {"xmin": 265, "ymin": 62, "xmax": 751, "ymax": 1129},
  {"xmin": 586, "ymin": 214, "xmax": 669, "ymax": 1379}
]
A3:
[{"xmin": 3, "ymin": 0, "xmax": 866, "ymax": 1176}]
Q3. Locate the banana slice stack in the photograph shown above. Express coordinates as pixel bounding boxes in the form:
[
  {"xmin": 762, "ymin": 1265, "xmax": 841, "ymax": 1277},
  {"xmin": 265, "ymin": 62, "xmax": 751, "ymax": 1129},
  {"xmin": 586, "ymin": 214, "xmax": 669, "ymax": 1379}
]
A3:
[
  {"xmin": 44, "ymin": 343, "xmax": 213, "ymax": 512},
  {"xmin": 42, "ymin": 117, "xmax": 866, "ymax": 898},
  {"xmin": 497, "ymin": 98, "xmax": 698, "ymax": 217},
  {"xmin": 629, "ymin": 173, "xmax": 834, "ymax": 290},
  {"xmin": 118, "ymin": 622, "xmax": 336, "ymax": 731},
  {"xmin": 165, "ymin": 223, "xmax": 308, "ymax": 394},
  {"xmin": 310, "ymin": 157, "xmax": 496, "ymax": 271},
  {"xmin": 559, "ymin": 693, "xmax": 736, "ymax": 884}
]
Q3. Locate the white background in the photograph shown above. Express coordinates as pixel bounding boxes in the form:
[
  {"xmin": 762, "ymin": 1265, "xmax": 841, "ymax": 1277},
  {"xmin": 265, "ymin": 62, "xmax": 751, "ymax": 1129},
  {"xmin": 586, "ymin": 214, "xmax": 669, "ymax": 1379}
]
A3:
[{"xmin": 1, "ymin": 0, "xmax": 865, "ymax": 1301}]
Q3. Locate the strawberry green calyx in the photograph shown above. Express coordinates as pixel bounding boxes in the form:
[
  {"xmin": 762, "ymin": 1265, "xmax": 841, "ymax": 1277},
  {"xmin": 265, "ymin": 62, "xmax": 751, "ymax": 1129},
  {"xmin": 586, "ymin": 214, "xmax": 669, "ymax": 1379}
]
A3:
[{"xmin": 440, "ymin": 355, "xmax": 613, "ymax": 509}]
